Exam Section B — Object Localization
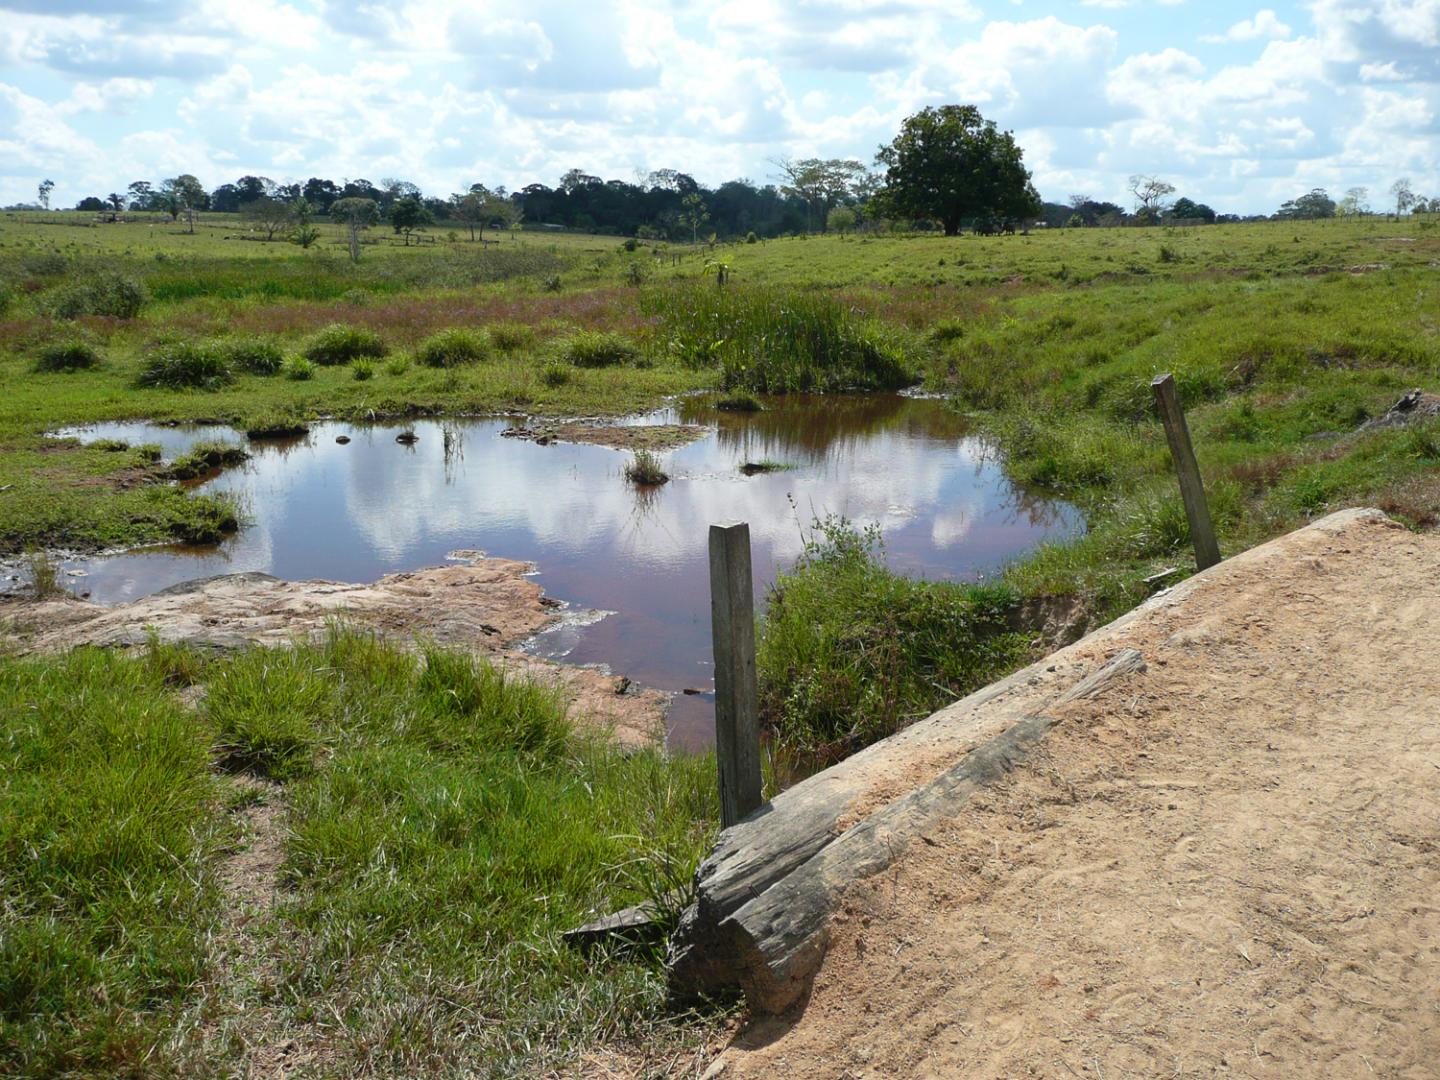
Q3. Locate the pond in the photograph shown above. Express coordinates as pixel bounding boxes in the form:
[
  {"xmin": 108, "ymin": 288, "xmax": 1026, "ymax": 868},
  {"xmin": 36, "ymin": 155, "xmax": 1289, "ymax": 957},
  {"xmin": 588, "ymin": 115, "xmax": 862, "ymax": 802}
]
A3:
[{"xmin": 43, "ymin": 394, "xmax": 1082, "ymax": 749}]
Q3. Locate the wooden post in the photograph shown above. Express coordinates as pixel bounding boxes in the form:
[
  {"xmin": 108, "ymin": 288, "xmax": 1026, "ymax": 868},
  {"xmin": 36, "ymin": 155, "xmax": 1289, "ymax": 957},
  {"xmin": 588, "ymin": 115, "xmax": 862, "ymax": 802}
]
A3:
[
  {"xmin": 1151, "ymin": 373, "xmax": 1221, "ymax": 570},
  {"xmin": 709, "ymin": 522, "xmax": 763, "ymax": 828}
]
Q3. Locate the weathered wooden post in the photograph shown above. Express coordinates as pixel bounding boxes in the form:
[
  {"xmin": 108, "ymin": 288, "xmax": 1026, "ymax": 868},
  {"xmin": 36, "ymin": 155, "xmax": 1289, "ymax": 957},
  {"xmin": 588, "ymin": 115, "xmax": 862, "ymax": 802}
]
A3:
[
  {"xmin": 1152, "ymin": 373, "xmax": 1222, "ymax": 570},
  {"xmin": 709, "ymin": 521, "xmax": 763, "ymax": 828}
]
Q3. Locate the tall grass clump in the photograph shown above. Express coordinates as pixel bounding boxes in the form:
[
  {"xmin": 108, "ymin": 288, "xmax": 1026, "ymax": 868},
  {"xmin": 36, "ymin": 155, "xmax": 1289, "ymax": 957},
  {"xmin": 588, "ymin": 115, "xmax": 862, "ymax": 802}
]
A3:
[
  {"xmin": 0, "ymin": 648, "xmax": 222, "ymax": 1078},
  {"xmin": 215, "ymin": 335, "xmax": 285, "ymax": 375},
  {"xmin": 644, "ymin": 283, "xmax": 914, "ymax": 393},
  {"xmin": 45, "ymin": 273, "xmax": 146, "ymax": 319},
  {"xmin": 135, "ymin": 341, "xmax": 235, "ymax": 390},
  {"xmin": 559, "ymin": 330, "xmax": 639, "ymax": 368},
  {"xmin": 623, "ymin": 448, "xmax": 669, "ymax": 485},
  {"xmin": 32, "ymin": 340, "xmax": 101, "ymax": 373},
  {"xmin": 302, "ymin": 324, "xmax": 387, "ymax": 366},
  {"xmin": 758, "ymin": 517, "xmax": 1026, "ymax": 759},
  {"xmin": 415, "ymin": 327, "xmax": 491, "ymax": 367},
  {"xmin": 166, "ymin": 440, "xmax": 248, "ymax": 481}
]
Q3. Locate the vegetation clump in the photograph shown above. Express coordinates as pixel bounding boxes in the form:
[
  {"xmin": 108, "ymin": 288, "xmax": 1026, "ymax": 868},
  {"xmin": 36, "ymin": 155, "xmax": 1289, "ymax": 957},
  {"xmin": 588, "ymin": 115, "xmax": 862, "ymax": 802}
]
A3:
[
  {"xmin": 33, "ymin": 340, "xmax": 102, "ymax": 373},
  {"xmin": 135, "ymin": 341, "xmax": 235, "ymax": 390},
  {"xmin": 244, "ymin": 413, "xmax": 309, "ymax": 439},
  {"xmin": 560, "ymin": 330, "xmax": 639, "ymax": 368},
  {"xmin": 166, "ymin": 440, "xmax": 248, "ymax": 480},
  {"xmin": 215, "ymin": 335, "xmax": 284, "ymax": 375},
  {"xmin": 46, "ymin": 273, "xmax": 146, "ymax": 320},
  {"xmin": 415, "ymin": 327, "xmax": 491, "ymax": 367},
  {"xmin": 758, "ymin": 517, "xmax": 1026, "ymax": 759},
  {"xmin": 623, "ymin": 448, "xmax": 669, "ymax": 485},
  {"xmin": 283, "ymin": 356, "xmax": 316, "ymax": 381},
  {"xmin": 302, "ymin": 324, "xmax": 387, "ymax": 366}
]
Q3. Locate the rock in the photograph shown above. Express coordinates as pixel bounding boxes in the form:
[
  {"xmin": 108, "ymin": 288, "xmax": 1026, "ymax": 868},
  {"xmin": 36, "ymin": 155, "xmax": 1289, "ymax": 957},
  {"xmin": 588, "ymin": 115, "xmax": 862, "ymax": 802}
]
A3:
[{"xmin": 335, "ymin": 435, "xmax": 351, "ymax": 444}]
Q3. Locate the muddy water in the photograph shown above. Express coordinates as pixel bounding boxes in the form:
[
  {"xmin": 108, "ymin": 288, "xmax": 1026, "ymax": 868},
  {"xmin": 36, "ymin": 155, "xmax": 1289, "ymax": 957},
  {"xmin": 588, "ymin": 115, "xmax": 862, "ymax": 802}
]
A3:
[{"xmin": 46, "ymin": 395, "xmax": 1081, "ymax": 749}]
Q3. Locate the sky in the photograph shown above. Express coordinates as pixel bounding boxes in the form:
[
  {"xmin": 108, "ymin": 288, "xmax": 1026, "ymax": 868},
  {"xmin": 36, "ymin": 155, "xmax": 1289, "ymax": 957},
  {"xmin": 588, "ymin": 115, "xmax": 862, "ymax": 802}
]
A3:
[{"xmin": 1, "ymin": 0, "xmax": 1437, "ymax": 214}]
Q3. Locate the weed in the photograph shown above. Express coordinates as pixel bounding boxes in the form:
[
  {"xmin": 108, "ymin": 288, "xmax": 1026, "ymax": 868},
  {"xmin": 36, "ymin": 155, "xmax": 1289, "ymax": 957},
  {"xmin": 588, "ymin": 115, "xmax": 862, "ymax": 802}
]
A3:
[
  {"xmin": 415, "ymin": 327, "xmax": 491, "ymax": 368},
  {"xmin": 283, "ymin": 356, "xmax": 316, "ymax": 381},
  {"xmin": 216, "ymin": 335, "xmax": 285, "ymax": 375},
  {"xmin": 23, "ymin": 549, "xmax": 66, "ymax": 599},
  {"xmin": 136, "ymin": 342, "xmax": 235, "ymax": 390},
  {"xmin": 539, "ymin": 361, "xmax": 572, "ymax": 388},
  {"xmin": 623, "ymin": 448, "xmax": 669, "ymax": 485},
  {"xmin": 542, "ymin": 274, "xmax": 562, "ymax": 292},
  {"xmin": 561, "ymin": 330, "xmax": 639, "ymax": 368},
  {"xmin": 488, "ymin": 321, "xmax": 536, "ymax": 353},
  {"xmin": 384, "ymin": 357, "xmax": 410, "ymax": 377},
  {"xmin": 303, "ymin": 324, "xmax": 388, "ymax": 366},
  {"xmin": 352, "ymin": 359, "xmax": 375, "ymax": 381}
]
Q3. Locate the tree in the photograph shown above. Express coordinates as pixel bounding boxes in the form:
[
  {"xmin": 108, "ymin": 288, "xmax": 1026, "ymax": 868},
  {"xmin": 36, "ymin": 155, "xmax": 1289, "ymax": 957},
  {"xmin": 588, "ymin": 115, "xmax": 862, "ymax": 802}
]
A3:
[
  {"xmin": 288, "ymin": 198, "xmax": 320, "ymax": 248},
  {"xmin": 76, "ymin": 196, "xmax": 107, "ymax": 212},
  {"xmin": 1128, "ymin": 175, "xmax": 1176, "ymax": 223},
  {"xmin": 1276, "ymin": 188, "xmax": 1336, "ymax": 220},
  {"xmin": 235, "ymin": 175, "xmax": 274, "ymax": 204},
  {"xmin": 241, "ymin": 196, "xmax": 293, "ymax": 241},
  {"xmin": 680, "ymin": 191, "xmax": 710, "ymax": 244},
  {"xmin": 451, "ymin": 184, "xmax": 517, "ymax": 242},
  {"xmin": 1338, "ymin": 186, "xmax": 1369, "ymax": 218},
  {"xmin": 1168, "ymin": 197, "xmax": 1216, "ymax": 224},
  {"xmin": 389, "ymin": 196, "xmax": 433, "ymax": 245},
  {"xmin": 37, "ymin": 179, "xmax": 54, "ymax": 211},
  {"xmin": 873, "ymin": 105, "xmax": 1041, "ymax": 236},
  {"xmin": 127, "ymin": 181, "xmax": 155, "ymax": 211},
  {"xmin": 302, "ymin": 177, "xmax": 340, "ymax": 213},
  {"xmin": 1391, "ymin": 178, "xmax": 1416, "ymax": 217},
  {"xmin": 107, "ymin": 193, "xmax": 125, "ymax": 212},
  {"xmin": 827, "ymin": 205, "xmax": 857, "ymax": 234},
  {"xmin": 330, "ymin": 197, "xmax": 378, "ymax": 262},
  {"xmin": 775, "ymin": 157, "xmax": 868, "ymax": 233},
  {"xmin": 160, "ymin": 174, "xmax": 208, "ymax": 233}
]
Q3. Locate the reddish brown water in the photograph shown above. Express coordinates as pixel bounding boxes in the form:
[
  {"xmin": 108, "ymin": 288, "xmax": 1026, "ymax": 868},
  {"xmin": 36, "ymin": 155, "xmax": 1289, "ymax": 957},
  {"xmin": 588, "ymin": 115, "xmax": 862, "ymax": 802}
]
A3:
[{"xmin": 42, "ymin": 394, "xmax": 1080, "ymax": 749}]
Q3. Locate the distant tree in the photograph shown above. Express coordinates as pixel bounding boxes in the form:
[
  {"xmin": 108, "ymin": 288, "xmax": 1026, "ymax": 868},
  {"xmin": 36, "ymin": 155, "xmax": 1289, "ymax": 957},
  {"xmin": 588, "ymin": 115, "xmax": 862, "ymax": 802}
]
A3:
[
  {"xmin": 1066, "ymin": 212, "xmax": 1085, "ymax": 228},
  {"xmin": 235, "ymin": 175, "xmax": 274, "ymax": 204},
  {"xmin": 1128, "ymin": 175, "xmax": 1176, "ymax": 222},
  {"xmin": 873, "ymin": 105, "xmax": 1041, "ymax": 236},
  {"xmin": 330, "ymin": 196, "xmax": 378, "ymax": 262},
  {"xmin": 302, "ymin": 178, "xmax": 340, "ymax": 212},
  {"xmin": 380, "ymin": 178, "xmax": 422, "ymax": 207},
  {"xmin": 1391, "ymin": 178, "xmax": 1416, "ymax": 217},
  {"xmin": 241, "ymin": 196, "xmax": 291, "ymax": 240},
  {"xmin": 160, "ymin": 174, "xmax": 208, "ymax": 233},
  {"xmin": 775, "ymin": 157, "xmax": 868, "ymax": 233},
  {"xmin": 389, "ymin": 196, "xmax": 433, "ymax": 245},
  {"xmin": 680, "ymin": 191, "xmax": 710, "ymax": 244},
  {"xmin": 127, "ymin": 181, "xmax": 155, "ymax": 211},
  {"xmin": 1276, "ymin": 188, "xmax": 1336, "ymax": 220},
  {"xmin": 826, "ymin": 205, "xmax": 858, "ymax": 234},
  {"xmin": 76, "ymin": 196, "xmax": 107, "ymax": 212},
  {"xmin": 209, "ymin": 183, "xmax": 242, "ymax": 213},
  {"xmin": 288, "ymin": 197, "xmax": 321, "ymax": 248},
  {"xmin": 1168, "ymin": 197, "xmax": 1216, "ymax": 223},
  {"xmin": 1338, "ymin": 186, "xmax": 1369, "ymax": 218},
  {"xmin": 37, "ymin": 179, "xmax": 54, "ymax": 211},
  {"xmin": 107, "ymin": 193, "xmax": 125, "ymax": 212}
]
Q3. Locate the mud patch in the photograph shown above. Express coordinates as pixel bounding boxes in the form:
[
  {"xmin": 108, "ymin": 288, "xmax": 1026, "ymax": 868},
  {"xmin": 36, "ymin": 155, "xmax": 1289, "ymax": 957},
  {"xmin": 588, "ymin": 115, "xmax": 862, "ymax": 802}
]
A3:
[
  {"xmin": 502, "ymin": 421, "xmax": 706, "ymax": 451},
  {"xmin": 1362, "ymin": 388, "xmax": 1440, "ymax": 431}
]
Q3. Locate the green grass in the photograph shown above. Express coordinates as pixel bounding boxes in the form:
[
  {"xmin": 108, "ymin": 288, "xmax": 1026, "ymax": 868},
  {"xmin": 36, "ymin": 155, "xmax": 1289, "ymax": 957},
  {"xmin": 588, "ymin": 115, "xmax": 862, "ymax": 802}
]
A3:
[
  {"xmin": 0, "ymin": 629, "xmax": 720, "ymax": 1077},
  {"xmin": 301, "ymin": 323, "xmax": 387, "ymax": 366},
  {"xmin": 136, "ymin": 340, "xmax": 235, "ymax": 390},
  {"xmin": 758, "ymin": 517, "xmax": 1028, "ymax": 759},
  {"xmin": 32, "ymin": 339, "xmax": 101, "ymax": 373},
  {"xmin": 414, "ymin": 326, "xmax": 491, "ymax": 367},
  {"xmin": 623, "ymin": 448, "xmax": 669, "ymax": 485}
]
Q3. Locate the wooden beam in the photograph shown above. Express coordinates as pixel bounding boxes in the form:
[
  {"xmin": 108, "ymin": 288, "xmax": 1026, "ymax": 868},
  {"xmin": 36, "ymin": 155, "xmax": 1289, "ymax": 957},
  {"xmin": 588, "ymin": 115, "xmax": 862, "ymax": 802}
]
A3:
[
  {"xmin": 1152, "ymin": 373, "xmax": 1221, "ymax": 570},
  {"xmin": 709, "ymin": 522, "xmax": 763, "ymax": 829}
]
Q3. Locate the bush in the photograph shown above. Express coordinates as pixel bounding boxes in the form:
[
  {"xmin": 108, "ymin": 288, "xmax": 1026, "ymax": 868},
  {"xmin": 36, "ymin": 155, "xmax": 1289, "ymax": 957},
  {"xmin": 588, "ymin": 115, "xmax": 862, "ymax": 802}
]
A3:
[
  {"xmin": 302, "ymin": 324, "xmax": 387, "ymax": 366},
  {"xmin": 384, "ymin": 357, "xmax": 409, "ymax": 377},
  {"xmin": 758, "ymin": 517, "xmax": 1025, "ymax": 758},
  {"xmin": 745, "ymin": 231, "xmax": 759, "ymax": 244},
  {"xmin": 623, "ymin": 449, "xmax": 669, "ymax": 485},
  {"xmin": 283, "ymin": 356, "xmax": 315, "ymax": 381},
  {"xmin": 135, "ymin": 342, "xmax": 234, "ymax": 390},
  {"xmin": 414, "ymin": 327, "xmax": 490, "ymax": 368},
  {"xmin": 559, "ymin": 330, "xmax": 638, "ymax": 368},
  {"xmin": 539, "ymin": 362, "xmax": 571, "ymax": 388},
  {"xmin": 216, "ymin": 336, "xmax": 284, "ymax": 375},
  {"xmin": 47, "ymin": 274, "xmax": 146, "ymax": 319},
  {"xmin": 621, "ymin": 237, "xmax": 639, "ymax": 252},
  {"xmin": 488, "ymin": 322, "xmax": 536, "ymax": 352},
  {"xmin": 33, "ymin": 340, "xmax": 102, "ymax": 373}
]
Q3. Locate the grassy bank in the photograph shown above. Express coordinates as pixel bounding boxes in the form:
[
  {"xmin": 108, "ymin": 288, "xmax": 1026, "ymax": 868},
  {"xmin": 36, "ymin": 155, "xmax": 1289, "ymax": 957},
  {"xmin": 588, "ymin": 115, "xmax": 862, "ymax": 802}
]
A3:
[{"xmin": 0, "ymin": 629, "xmax": 719, "ymax": 1078}]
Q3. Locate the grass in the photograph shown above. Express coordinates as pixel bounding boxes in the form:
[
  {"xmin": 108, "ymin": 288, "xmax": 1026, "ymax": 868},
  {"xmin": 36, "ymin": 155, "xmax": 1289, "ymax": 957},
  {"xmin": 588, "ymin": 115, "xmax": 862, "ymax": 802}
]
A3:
[
  {"xmin": 32, "ymin": 340, "xmax": 101, "ymax": 373},
  {"xmin": 414, "ymin": 326, "xmax": 491, "ymax": 367},
  {"xmin": 758, "ymin": 517, "xmax": 1028, "ymax": 759},
  {"xmin": 166, "ymin": 440, "xmax": 249, "ymax": 481},
  {"xmin": 623, "ymin": 448, "xmax": 670, "ymax": 485},
  {"xmin": 302, "ymin": 323, "xmax": 388, "ymax": 366},
  {"xmin": 560, "ymin": 329, "xmax": 640, "ymax": 368},
  {"xmin": 0, "ymin": 629, "xmax": 720, "ymax": 1077},
  {"xmin": 136, "ymin": 341, "xmax": 235, "ymax": 390}
]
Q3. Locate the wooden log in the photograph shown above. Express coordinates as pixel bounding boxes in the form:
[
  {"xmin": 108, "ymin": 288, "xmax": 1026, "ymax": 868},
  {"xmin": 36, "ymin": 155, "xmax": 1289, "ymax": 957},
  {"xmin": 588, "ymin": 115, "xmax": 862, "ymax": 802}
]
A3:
[
  {"xmin": 1152, "ymin": 373, "xmax": 1221, "ymax": 570},
  {"xmin": 669, "ymin": 649, "xmax": 1147, "ymax": 1006},
  {"xmin": 709, "ymin": 522, "xmax": 763, "ymax": 828}
]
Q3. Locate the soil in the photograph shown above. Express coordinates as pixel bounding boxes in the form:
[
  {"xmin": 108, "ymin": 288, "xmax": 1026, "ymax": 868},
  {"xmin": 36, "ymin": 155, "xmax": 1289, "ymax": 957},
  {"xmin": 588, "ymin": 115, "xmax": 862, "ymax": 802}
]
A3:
[
  {"xmin": 0, "ymin": 554, "xmax": 666, "ymax": 745},
  {"xmin": 700, "ymin": 509, "xmax": 1440, "ymax": 1078},
  {"xmin": 502, "ymin": 421, "xmax": 706, "ymax": 451}
]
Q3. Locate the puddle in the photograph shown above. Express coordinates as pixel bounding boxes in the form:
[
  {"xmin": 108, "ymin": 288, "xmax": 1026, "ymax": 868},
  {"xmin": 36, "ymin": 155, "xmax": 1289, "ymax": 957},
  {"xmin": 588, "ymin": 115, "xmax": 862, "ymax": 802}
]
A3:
[{"xmin": 39, "ymin": 395, "xmax": 1081, "ymax": 750}]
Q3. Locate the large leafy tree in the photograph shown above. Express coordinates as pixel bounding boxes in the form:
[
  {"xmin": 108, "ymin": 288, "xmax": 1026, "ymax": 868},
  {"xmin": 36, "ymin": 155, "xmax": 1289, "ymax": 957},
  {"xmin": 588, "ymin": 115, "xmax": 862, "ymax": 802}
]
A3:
[{"xmin": 873, "ymin": 105, "xmax": 1040, "ymax": 235}]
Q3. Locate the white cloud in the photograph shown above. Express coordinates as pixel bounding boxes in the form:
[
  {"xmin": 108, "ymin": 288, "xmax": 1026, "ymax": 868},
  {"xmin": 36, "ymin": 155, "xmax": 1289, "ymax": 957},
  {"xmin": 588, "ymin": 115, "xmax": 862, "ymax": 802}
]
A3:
[{"xmin": 1202, "ymin": 9, "xmax": 1292, "ymax": 43}]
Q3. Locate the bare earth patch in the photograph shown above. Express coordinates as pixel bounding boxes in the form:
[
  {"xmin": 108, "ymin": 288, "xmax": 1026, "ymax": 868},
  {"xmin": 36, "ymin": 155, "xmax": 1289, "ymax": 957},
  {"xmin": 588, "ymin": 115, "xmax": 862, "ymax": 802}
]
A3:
[
  {"xmin": 502, "ymin": 422, "xmax": 707, "ymax": 451},
  {"xmin": 701, "ymin": 509, "xmax": 1440, "ymax": 1077},
  {"xmin": 0, "ymin": 554, "xmax": 665, "ymax": 745}
]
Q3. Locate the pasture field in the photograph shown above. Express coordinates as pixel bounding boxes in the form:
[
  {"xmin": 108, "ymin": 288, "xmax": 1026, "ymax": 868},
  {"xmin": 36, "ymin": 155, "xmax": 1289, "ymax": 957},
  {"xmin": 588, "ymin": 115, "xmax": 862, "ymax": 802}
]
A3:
[{"xmin": 3, "ymin": 209, "xmax": 1440, "ymax": 1075}]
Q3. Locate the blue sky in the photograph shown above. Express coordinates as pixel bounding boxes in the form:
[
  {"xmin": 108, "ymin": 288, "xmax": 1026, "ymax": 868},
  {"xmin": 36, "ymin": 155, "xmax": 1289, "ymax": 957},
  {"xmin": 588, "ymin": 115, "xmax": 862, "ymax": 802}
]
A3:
[{"xmin": 1, "ymin": 1, "xmax": 1436, "ymax": 213}]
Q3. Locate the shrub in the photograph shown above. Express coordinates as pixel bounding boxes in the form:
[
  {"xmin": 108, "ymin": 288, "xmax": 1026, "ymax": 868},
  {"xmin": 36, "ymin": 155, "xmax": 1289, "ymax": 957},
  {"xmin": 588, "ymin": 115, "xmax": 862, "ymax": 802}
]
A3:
[
  {"xmin": 539, "ymin": 362, "xmax": 571, "ymax": 388},
  {"xmin": 745, "ymin": 231, "xmax": 759, "ymax": 244},
  {"xmin": 33, "ymin": 340, "xmax": 102, "ymax": 373},
  {"xmin": 302, "ymin": 324, "xmax": 387, "ymax": 366},
  {"xmin": 136, "ymin": 342, "xmax": 234, "ymax": 390},
  {"xmin": 384, "ymin": 357, "xmax": 409, "ymax": 377},
  {"xmin": 47, "ymin": 274, "xmax": 146, "ymax": 319},
  {"xmin": 559, "ymin": 330, "xmax": 638, "ymax": 368},
  {"xmin": 283, "ymin": 356, "xmax": 316, "ymax": 381},
  {"xmin": 541, "ymin": 274, "xmax": 562, "ymax": 292},
  {"xmin": 216, "ymin": 335, "xmax": 284, "ymax": 375},
  {"xmin": 488, "ymin": 322, "xmax": 536, "ymax": 352},
  {"xmin": 621, "ymin": 237, "xmax": 639, "ymax": 252},
  {"xmin": 623, "ymin": 449, "xmax": 669, "ymax": 485},
  {"xmin": 414, "ymin": 327, "xmax": 490, "ymax": 368},
  {"xmin": 352, "ymin": 359, "xmax": 374, "ymax": 381}
]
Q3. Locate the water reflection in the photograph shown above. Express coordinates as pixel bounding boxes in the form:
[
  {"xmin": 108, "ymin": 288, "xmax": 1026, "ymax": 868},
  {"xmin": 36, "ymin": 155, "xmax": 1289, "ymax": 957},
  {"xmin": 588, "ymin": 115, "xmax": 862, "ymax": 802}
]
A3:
[{"xmin": 44, "ymin": 396, "xmax": 1082, "ymax": 749}]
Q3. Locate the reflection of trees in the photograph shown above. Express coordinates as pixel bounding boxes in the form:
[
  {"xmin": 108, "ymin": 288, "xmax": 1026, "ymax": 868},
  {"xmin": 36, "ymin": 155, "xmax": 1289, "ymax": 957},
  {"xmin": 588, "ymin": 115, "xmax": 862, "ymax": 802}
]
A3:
[{"xmin": 679, "ymin": 394, "xmax": 971, "ymax": 463}]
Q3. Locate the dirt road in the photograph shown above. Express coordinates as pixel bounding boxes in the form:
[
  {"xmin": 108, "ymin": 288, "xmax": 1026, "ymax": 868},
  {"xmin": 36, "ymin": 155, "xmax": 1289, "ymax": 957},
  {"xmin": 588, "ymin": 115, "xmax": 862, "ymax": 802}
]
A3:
[{"xmin": 716, "ymin": 509, "xmax": 1440, "ymax": 1078}]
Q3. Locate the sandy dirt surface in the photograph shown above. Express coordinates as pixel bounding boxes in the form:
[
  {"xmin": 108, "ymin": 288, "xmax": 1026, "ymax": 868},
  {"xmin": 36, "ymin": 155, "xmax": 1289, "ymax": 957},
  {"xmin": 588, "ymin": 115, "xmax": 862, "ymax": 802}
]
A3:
[
  {"xmin": 708, "ymin": 509, "xmax": 1440, "ymax": 1078},
  {"xmin": 0, "ymin": 555, "xmax": 666, "ymax": 745},
  {"xmin": 502, "ymin": 421, "xmax": 707, "ymax": 451}
]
